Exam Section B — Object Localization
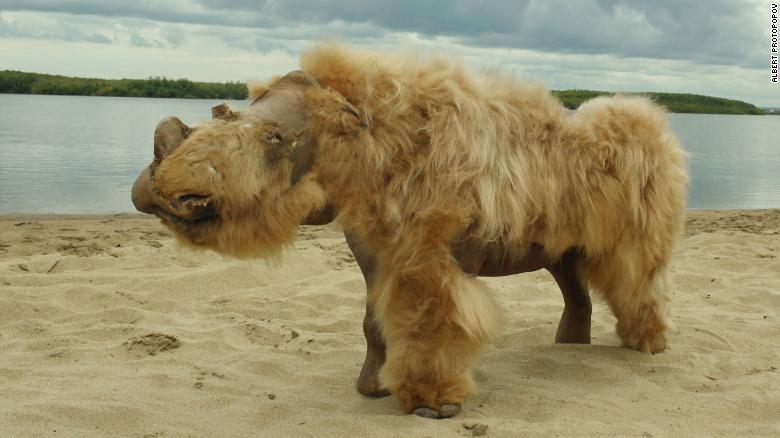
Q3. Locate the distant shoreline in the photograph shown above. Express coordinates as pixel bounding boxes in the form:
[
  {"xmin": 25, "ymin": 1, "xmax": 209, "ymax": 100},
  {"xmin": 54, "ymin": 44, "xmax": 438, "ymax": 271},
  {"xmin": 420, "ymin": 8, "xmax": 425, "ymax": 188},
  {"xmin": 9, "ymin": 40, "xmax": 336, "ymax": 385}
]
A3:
[
  {"xmin": 551, "ymin": 90, "xmax": 766, "ymax": 115},
  {"xmin": 0, "ymin": 69, "xmax": 766, "ymax": 115},
  {"xmin": 0, "ymin": 70, "xmax": 245, "ymax": 100}
]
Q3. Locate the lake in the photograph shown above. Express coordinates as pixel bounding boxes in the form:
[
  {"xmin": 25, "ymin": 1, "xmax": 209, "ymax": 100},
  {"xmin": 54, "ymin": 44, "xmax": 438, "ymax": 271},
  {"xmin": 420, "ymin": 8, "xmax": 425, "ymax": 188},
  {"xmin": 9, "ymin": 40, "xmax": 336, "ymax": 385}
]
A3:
[{"xmin": 0, "ymin": 93, "xmax": 778, "ymax": 213}]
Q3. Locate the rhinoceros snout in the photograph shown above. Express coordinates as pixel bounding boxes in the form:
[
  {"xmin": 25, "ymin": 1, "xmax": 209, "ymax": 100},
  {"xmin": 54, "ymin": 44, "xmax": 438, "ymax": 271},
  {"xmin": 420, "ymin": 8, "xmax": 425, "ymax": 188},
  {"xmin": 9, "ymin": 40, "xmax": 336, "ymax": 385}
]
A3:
[
  {"xmin": 131, "ymin": 116, "xmax": 194, "ymax": 215},
  {"xmin": 131, "ymin": 166, "xmax": 157, "ymax": 214}
]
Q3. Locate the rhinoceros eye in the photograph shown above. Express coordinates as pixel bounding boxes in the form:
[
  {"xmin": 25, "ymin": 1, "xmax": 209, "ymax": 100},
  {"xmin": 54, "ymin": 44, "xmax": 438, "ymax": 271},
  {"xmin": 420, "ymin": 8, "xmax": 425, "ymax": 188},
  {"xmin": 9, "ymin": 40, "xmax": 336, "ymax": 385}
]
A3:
[{"xmin": 264, "ymin": 129, "xmax": 284, "ymax": 143}]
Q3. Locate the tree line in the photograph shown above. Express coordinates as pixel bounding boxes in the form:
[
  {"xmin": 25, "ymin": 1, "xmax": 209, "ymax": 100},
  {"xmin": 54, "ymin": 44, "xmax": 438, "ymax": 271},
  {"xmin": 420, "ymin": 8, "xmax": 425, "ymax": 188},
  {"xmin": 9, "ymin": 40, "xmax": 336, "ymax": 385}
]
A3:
[
  {"xmin": 0, "ymin": 70, "xmax": 766, "ymax": 114},
  {"xmin": 0, "ymin": 70, "xmax": 246, "ymax": 100},
  {"xmin": 552, "ymin": 89, "xmax": 765, "ymax": 115}
]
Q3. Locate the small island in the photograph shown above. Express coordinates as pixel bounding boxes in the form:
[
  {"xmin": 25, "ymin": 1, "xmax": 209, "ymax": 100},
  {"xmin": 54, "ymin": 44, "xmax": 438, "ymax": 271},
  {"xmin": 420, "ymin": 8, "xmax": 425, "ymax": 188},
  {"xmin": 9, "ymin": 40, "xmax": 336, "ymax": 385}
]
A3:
[{"xmin": 0, "ymin": 70, "xmax": 766, "ymax": 115}]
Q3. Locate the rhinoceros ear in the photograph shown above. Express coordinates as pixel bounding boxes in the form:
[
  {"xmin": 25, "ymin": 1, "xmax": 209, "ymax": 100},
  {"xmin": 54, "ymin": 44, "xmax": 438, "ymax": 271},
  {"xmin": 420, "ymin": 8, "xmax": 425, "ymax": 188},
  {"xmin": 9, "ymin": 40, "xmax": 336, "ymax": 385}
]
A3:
[
  {"xmin": 212, "ymin": 103, "xmax": 239, "ymax": 121},
  {"xmin": 341, "ymin": 99, "xmax": 370, "ymax": 129},
  {"xmin": 154, "ymin": 116, "xmax": 191, "ymax": 162},
  {"xmin": 276, "ymin": 70, "xmax": 320, "ymax": 89}
]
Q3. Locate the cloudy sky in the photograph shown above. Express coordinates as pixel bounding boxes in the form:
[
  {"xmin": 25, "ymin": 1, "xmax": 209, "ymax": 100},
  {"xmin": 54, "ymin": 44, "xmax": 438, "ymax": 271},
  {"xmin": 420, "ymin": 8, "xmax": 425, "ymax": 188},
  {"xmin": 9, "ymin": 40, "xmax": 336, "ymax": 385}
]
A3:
[{"xmin": 0, "ymin": 0, "xmax": 778, "ymax": 106}]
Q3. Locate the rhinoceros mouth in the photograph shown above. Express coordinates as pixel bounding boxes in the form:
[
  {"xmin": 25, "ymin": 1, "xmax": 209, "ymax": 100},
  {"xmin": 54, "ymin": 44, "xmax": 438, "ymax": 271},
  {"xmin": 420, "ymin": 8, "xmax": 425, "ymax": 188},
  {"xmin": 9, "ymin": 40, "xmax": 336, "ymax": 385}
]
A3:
[
  {"xmin": 153, "ymin": 207, "xmax": 219, "ymax": 227},
  {"xmin": 150, "ymin": 192, "xmax": 220, "ymax": 227}
]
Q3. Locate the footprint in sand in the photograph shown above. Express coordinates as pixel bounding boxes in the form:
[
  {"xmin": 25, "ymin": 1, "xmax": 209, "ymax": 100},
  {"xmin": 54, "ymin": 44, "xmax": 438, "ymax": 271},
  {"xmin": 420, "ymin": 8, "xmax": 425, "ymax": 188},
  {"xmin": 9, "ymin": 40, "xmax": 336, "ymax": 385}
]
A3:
[
  {"xmin": 192, "ymin": 368, "xmax": 228, "ymax": 389},
  {"xmin": 124, "ymin": 333, "xmax": 181, "ymax": 356},
  {"xmin": 57, "ymin": 242, "xmax": 106, "ymax": 257}
]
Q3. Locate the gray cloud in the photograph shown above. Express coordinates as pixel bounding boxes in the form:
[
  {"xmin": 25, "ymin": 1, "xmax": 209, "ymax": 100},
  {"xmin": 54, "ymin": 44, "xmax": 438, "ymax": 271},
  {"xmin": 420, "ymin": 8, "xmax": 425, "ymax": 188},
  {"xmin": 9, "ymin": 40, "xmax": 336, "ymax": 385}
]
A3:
[
  {"xmin": 0, "ymin": 12, "xmax": 21, "ymax": 36},
  {"xmin": 0, "ymin": 1, "xmax": 775, "ymax": 107},
  {"xmin": 0, "ymin": 0, "xmax": 277, "ymax": 28},
  {"xmin": 0, "ymin": 10, "xmax": 111, "ymax": 43},
  {"xmin": 62, "ymin": 26, "xmax": 112, "ymax": 44},
  {"xmin": 200, "ymin": 0, "xmax": 767, "ymax": 68},
  {"xmin": 0, "ymin": 0, "xmax": 767, "ymax": 67},
  {"xmin": 127, "ymin": 28, "xmax": 158, "ymax": 47}
]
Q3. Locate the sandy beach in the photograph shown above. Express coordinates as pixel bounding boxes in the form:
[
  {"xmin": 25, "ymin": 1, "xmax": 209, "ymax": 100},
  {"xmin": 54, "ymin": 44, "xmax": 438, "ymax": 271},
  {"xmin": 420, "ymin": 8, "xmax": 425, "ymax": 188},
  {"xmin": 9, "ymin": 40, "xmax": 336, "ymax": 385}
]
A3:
[{"xmin": 0, "ymin": 210, "xmax": 778, "ymax": 437}]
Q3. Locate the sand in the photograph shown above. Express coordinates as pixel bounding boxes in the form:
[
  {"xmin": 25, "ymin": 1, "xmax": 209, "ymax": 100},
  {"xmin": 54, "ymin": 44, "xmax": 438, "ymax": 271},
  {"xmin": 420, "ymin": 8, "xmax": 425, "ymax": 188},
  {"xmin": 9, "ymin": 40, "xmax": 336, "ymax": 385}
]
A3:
[{"xmin": 0, "ymin": 210, "xmax": 778, "ymax": 437}]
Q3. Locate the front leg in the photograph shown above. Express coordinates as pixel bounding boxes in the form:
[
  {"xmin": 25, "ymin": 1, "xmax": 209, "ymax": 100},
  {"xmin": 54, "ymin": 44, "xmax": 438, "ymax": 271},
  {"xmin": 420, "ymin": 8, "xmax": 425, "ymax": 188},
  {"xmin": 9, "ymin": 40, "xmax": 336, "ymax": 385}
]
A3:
[
  {"xmin": 374, "ymin": 240, "xmax": 502, "ymax": 418},
  {"xmin": 345, "ymin": 232, "xmax": 390, "ymax": 397}
]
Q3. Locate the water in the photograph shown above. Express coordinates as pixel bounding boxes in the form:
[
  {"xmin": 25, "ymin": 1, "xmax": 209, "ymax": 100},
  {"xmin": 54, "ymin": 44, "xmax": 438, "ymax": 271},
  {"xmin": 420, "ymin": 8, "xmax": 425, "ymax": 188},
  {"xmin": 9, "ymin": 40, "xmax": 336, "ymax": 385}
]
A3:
[
  {"xmin": 0, "ymin": 94, "xmax": 778, "ymax": 213},
  {"xmin": 669, "ymin": 114, "xmax": 780, "ymax": 209},
  {"xmin": 0, "ymin": 94, "xmax": 247, "ymax": 214}
]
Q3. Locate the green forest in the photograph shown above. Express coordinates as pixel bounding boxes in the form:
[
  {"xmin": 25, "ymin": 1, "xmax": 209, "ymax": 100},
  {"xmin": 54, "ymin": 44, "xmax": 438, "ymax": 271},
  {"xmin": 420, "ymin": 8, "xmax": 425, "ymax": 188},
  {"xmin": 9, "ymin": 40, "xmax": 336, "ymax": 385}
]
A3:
[
  {"xmin": 0, "ymin": 70, "xmax": 246, "ymax": 100},
  {"xmin": 0, "ymin": 70, "xmax": 766, "ymax": 115},
  {"xmin": 552, "ymin": 89, "xmax": 765, "ymax": 115}
]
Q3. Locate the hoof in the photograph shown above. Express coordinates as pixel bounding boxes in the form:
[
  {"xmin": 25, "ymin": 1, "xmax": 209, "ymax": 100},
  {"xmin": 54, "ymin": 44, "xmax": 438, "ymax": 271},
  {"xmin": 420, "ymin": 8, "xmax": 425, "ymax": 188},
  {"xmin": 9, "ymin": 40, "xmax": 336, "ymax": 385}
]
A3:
[
  {"xmin": 357, "ymin": 360, "xmax": 391, "ymax": 398},
  {"xmin": 358, "ymin": 386, "xmax": 391, "ymax": 397},
  {"xmin": 555, "ymin": 331, "xmax": 591, "ymax": 344},
  {"xmin": 555, "ymin": 308, "xmax": 591, "ymax": 344},
  {"xmin": 358, "ymin": 351, "xmax": 390, "ymax": 397},
  {"xmin": 618, "ymin": 322, "xmax": 668, "ymax": 354},
  {"xmin": 412, "ymin": 404, "xmax": 461, "ymax": 419},
  {"xmin": 439, "ymin": 404, "xmax": 461, "ymax": 418},
  {"xmin": 413, "ymin": 407, "xmax": 439, "ymax": 419}
]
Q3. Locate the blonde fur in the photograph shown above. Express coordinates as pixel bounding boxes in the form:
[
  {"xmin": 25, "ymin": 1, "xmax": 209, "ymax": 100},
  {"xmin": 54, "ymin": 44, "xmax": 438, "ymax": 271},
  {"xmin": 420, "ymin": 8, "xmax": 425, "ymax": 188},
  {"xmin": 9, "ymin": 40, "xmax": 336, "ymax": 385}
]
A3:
[
  {"xmin": 153, "ymin": 119, "xmax": 328, "ymax": 259},
  {"xmin": 148, "ymin": 42, "xmax": 687, "ymax": 413},
  {"xmin": 300, "ymin": 43, "xmax": 687, "ymax": 409}
]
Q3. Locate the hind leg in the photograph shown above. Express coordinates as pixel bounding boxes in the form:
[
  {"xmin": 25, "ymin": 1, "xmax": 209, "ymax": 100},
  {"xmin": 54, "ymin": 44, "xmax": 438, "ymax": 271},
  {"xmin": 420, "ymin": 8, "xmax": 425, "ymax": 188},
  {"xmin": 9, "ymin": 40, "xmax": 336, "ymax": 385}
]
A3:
[
  {"xmin": 547, "ymin": 250, "xmax": 591, "ymax": 344},
  {"xmin": 600, "ymin": 266, "xmax": 671, "ymax": 353},
  {"xmin": 346, "ymin": 232, "xmax": 390, "ymax": 397},
  {"xmin": 358, "ymin": 303, "xmax": 391, "ymax": 397}
]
